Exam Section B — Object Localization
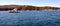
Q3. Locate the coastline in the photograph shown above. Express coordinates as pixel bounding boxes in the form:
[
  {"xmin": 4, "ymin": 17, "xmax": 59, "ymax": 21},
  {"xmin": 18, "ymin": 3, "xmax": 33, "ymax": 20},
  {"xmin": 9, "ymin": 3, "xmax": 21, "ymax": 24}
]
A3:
[{"xmin": 0, "ymin": 5, "xmax": 60, "ymax": 11}]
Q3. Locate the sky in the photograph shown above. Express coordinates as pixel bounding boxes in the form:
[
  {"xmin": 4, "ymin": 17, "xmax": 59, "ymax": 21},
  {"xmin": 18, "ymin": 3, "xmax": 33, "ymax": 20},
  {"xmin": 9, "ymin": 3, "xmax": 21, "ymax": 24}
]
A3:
[{"xmin": 0, "ymin": 0, "xmax": 60, "ymax": 7}]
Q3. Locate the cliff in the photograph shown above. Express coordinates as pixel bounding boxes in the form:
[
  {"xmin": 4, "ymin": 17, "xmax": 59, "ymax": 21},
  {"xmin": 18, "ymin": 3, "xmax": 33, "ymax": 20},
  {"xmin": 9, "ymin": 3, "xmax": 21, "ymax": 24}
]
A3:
[{"xmin": 0, "ymin": 5, "xmax": 60, "ymax": 11}]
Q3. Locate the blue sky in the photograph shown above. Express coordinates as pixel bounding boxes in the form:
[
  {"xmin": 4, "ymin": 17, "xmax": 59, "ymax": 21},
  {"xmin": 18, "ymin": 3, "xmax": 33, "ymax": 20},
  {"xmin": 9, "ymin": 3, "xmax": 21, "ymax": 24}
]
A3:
[{"xmin": 0, "ymin": 0, "xmax": 60, "ymax": 7}]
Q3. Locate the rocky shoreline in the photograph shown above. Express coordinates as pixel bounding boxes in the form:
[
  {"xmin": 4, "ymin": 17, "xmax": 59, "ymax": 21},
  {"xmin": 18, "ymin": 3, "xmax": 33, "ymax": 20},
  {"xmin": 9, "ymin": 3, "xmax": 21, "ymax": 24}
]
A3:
[{"xmin": 0, "ymin": 5, "xmax": 60, "ymax": 11}]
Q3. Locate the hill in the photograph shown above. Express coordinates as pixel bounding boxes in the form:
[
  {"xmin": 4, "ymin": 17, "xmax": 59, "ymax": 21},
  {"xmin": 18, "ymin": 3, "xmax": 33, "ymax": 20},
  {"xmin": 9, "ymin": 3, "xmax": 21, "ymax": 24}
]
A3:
[{"xmin": 0, "ymin": 5, "xmax": 60, "ymax": 11}]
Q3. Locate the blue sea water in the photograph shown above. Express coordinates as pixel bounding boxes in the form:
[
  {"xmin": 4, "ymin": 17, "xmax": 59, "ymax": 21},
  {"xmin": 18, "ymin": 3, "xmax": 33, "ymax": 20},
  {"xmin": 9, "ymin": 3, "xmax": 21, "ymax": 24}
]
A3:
[{"xmin": 0, "ymin": 10, "xmax": 60, "ymax": 26}]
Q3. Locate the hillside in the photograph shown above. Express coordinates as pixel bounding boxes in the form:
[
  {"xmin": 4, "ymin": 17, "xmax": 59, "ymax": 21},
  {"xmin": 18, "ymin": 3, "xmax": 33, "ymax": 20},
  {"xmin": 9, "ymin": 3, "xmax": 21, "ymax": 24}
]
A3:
[{"xmin": 0, "ymin": 5, "xmax": 60, "ymax": 11}]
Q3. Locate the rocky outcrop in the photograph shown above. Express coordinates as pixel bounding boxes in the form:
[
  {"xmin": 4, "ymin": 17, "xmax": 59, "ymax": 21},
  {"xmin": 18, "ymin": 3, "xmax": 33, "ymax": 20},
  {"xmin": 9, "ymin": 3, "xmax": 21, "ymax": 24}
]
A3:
[{"xmin": 0, "ymin": 5, "xmax": 60, "ymax": 11}]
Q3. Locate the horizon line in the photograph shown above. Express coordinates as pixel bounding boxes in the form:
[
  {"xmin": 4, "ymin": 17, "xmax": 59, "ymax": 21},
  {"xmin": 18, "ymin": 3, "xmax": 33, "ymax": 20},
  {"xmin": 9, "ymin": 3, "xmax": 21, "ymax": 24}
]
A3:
[{"xmin": 0, "ymin": 4, "xmax": 60, "ymax": 7}]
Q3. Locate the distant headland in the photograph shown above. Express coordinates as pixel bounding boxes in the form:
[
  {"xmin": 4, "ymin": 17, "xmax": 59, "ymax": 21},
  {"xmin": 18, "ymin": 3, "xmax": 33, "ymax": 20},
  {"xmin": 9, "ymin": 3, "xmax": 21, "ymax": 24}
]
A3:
[{"xmin": 0, "ymin": 5, "xmax": 60, "ymax": 11}]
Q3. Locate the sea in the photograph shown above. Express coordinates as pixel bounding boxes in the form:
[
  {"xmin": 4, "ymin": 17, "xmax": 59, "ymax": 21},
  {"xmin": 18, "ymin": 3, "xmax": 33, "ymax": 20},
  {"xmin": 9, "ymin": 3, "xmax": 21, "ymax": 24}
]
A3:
[{"xmin": 0, "ymin": 10, "xmax": 60, "ymax": 26}]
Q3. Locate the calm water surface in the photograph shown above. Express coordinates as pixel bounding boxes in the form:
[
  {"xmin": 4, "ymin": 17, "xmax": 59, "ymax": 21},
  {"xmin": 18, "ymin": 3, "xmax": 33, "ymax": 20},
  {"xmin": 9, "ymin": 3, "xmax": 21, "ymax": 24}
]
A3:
[{"xmin": 0, "ymin": 10, "xmax": 60, "ymax": 26}]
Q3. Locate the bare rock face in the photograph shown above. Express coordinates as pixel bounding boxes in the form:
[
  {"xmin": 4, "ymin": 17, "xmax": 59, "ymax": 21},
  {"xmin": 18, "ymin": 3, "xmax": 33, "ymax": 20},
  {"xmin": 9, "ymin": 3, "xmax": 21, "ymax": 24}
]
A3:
[{"xmin": 0, "ymin": 5, "xmax": 60, "ymax": 11}]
